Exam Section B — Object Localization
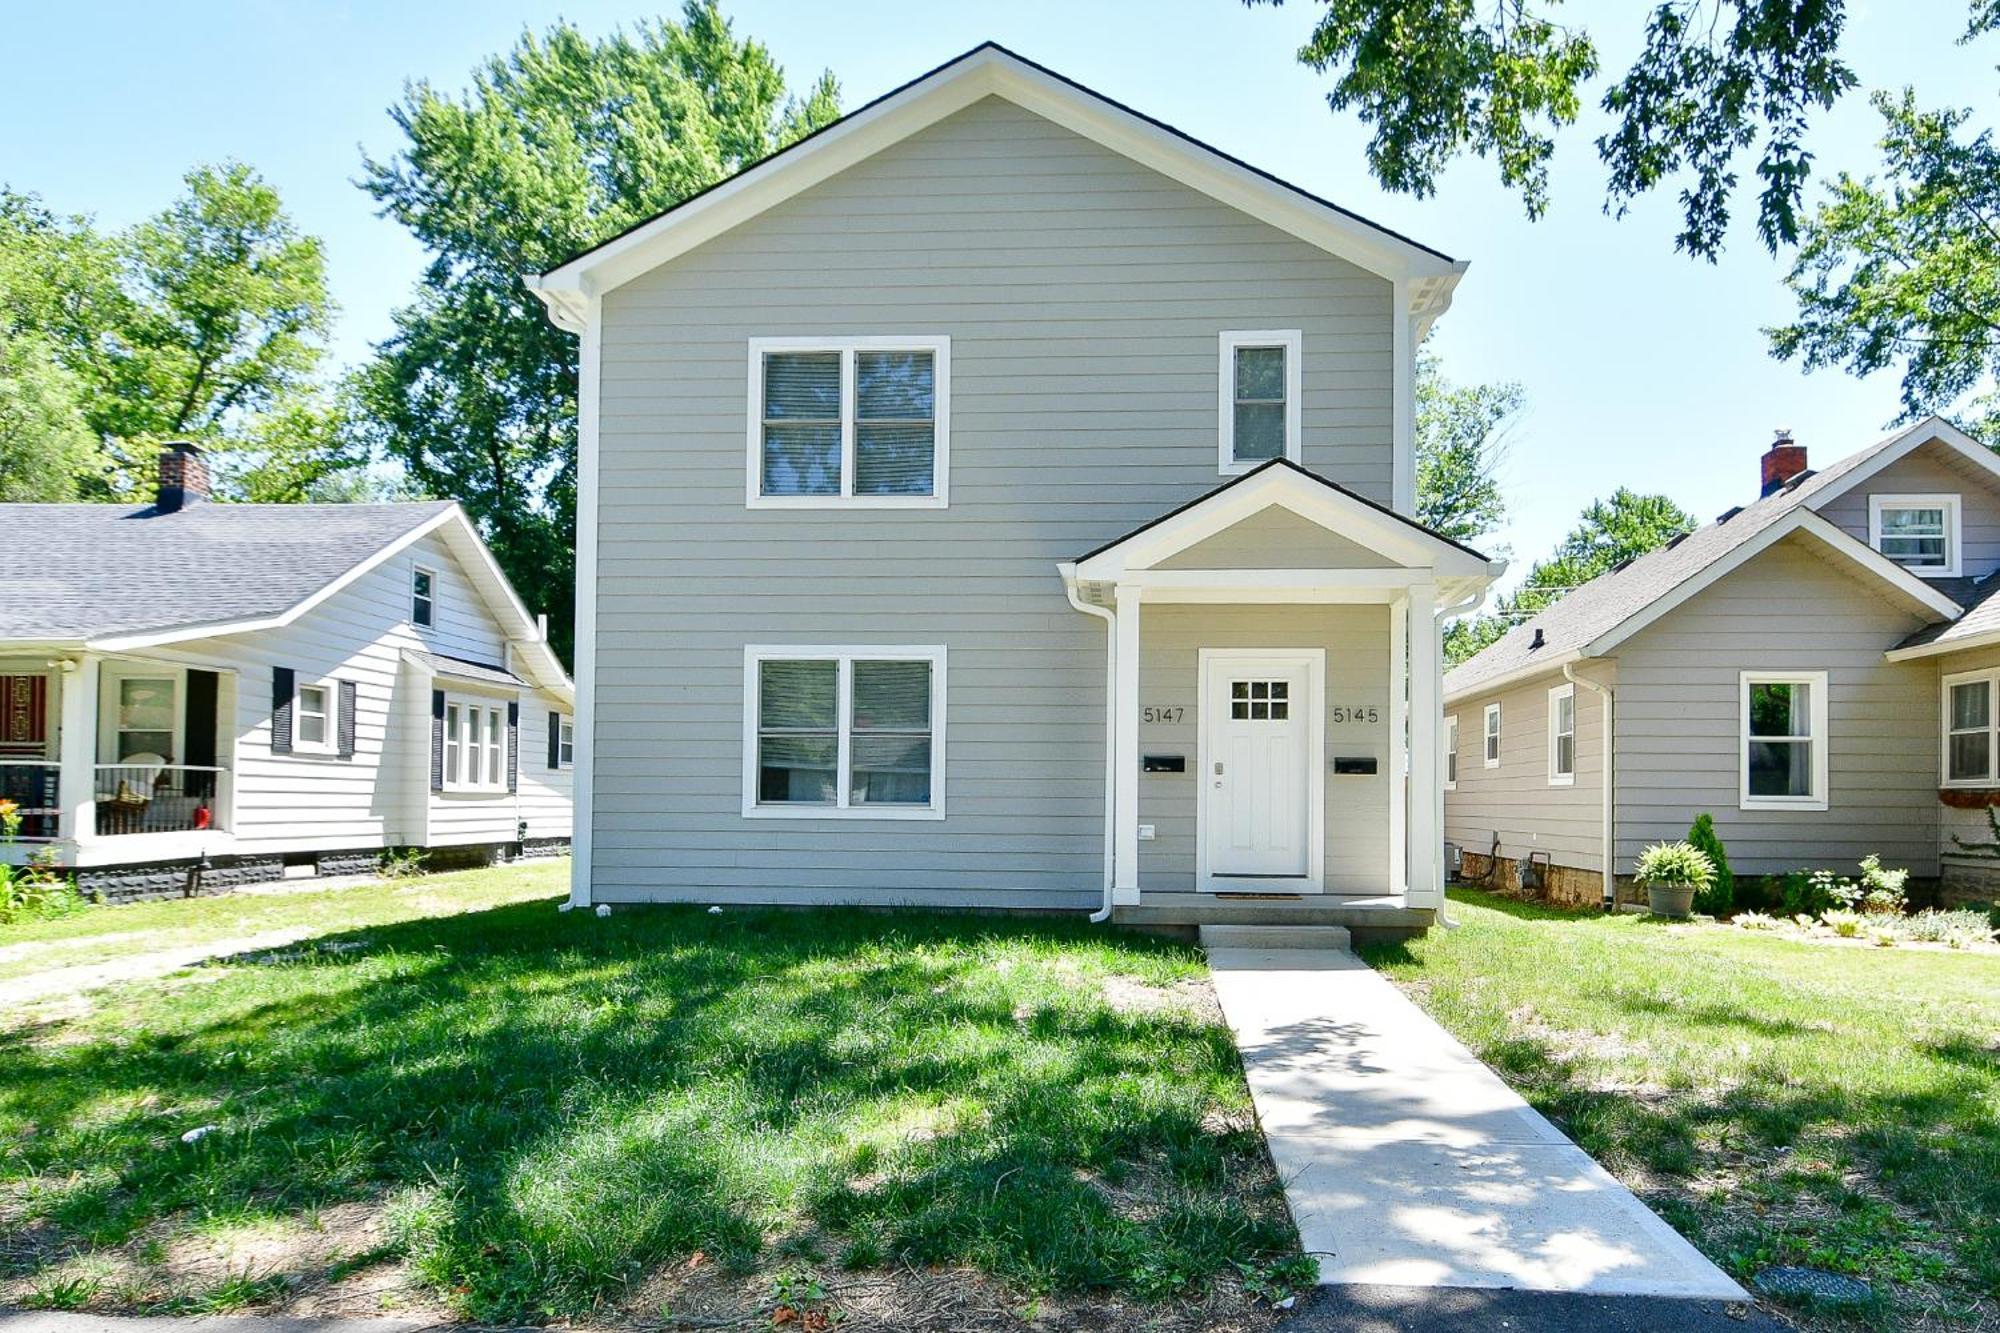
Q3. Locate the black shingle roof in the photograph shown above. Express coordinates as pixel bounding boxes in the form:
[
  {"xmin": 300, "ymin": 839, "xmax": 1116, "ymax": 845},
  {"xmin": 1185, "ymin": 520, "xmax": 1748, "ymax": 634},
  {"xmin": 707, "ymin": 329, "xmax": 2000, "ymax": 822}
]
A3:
[{"xmin": 0, "ymin": 501, "xmax": 456, "ymax": 642}]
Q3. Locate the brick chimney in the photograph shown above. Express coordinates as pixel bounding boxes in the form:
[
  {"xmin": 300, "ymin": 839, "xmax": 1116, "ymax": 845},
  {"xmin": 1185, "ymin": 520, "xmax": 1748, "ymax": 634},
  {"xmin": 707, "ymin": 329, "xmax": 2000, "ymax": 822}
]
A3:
[
  {"xmin": 156, "ymin": 442, "xmax": 210, "ymax": 512},
  {"xmin": 1760, "ymin": 430, "xmax": 1807, "ymax": 498}
]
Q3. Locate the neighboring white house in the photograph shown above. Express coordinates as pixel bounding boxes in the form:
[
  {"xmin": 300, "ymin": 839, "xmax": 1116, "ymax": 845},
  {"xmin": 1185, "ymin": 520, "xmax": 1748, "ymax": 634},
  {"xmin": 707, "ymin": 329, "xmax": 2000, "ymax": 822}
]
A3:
[
  {"xmin": 526, "ymin": 44, "xmax": 1502, "ymax": 936},
  {"xmin": 0, "ymin": 443, "xmax": 575, "ymax": 898},
  {"xmin": 1445, "ymin": 419, "xmax": 2000, "ymax": 908}
]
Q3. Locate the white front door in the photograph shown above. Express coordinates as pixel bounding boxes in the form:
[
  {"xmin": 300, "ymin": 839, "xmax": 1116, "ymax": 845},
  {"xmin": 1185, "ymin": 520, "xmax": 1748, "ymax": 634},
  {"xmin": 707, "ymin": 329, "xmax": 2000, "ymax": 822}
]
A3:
[{"xmin": 1200, "ymin": 652, "xmax": 1320, "ymax": 888}]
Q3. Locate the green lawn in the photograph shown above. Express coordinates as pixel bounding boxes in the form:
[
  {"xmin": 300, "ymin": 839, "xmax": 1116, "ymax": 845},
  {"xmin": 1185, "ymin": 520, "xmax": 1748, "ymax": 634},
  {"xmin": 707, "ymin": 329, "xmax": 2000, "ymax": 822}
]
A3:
[
  {"xmin": 0, "ymin": 885, "xmax": 1297, "ymax": 1323},
  {"xmin": 1363, "ymin": 890, "xmax": 2000, "ymax": 1328},
  {"xmin": 0, "ymin": 859, "xmax": 566, "ymax": 982}
]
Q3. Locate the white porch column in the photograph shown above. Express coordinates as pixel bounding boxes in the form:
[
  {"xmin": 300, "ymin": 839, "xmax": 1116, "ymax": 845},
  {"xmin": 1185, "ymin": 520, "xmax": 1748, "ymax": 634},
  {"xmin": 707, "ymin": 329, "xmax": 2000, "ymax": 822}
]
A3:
[
  {"xmin": 1407, "ymin": 583, "xmax": 1442, "ymax": 908},
  {"xmin": 1113, "ymin": 584, "xmax": 1142, "ymax": 904},
  {"xmin": 56, "ymin": 653, "xmax": 99, "ymax": 847},
  {"xmin": 1386, "ymin": 596, "xmax": 1408, "ymax": 898}
]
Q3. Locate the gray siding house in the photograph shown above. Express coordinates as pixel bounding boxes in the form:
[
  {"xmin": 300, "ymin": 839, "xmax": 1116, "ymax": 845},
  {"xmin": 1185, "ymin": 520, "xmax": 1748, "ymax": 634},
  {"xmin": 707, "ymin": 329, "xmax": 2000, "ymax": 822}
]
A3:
[
  {"xmin": 1444, "ymin": 418, "xmax": 2000, "ymax": 907},
  {"xmin": 528, "ymin": 45, "xmax": 1501, "ymax": 929},
  {"xmin": 0, "ymin": 444, "xmax": 575, "ymax": 896}
]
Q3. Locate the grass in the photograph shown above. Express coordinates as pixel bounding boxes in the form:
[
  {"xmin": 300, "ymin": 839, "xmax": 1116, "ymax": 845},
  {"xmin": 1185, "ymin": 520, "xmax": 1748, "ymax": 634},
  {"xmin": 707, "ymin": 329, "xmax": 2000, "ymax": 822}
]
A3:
[
  {"xmin": 1362, "ymin": 890, "xmax": 2000, "ymax": 1328},
  {"xmin": 0, "ymin": 883, "xmax": 1294, "ymax": 1322},
  {"xmin": 0, "ymin": 859, "xmax": 565, "ymax": 982}
]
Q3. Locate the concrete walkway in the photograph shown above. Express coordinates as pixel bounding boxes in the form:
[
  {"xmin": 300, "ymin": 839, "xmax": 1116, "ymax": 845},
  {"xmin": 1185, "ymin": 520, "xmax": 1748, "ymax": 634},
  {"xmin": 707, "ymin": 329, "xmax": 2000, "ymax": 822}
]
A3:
[{"xmin": 1207, "ymin": 945, "xmax": 1748, "ymax": 1301}]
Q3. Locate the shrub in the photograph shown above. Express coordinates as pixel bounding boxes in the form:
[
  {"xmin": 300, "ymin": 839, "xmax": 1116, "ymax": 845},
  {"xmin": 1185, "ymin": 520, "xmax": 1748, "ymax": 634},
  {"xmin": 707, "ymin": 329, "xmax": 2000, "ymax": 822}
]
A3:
[
  {"xmin": 1779, "ymin": 868, "xmax": 1852, "ymax": 916},
  {"xmin": 1685, "ymin": 814, "xmax": 1735, "ymax": 915},
  {"xmin": 1822, "ymin": 908, "xmax": 1866, "ymax": 938},
  {"xmin": 1856, "ymin": 854, "xmax": 1909, "ymax": 915},
  {"xmin": 379, "ymin": 847, "xmax": 429, "ymax": 880},
  {"xmin": 1893, "ymin": 909, "xmax": 1996, "ymax": 948},
  {"xmin": 0, "ymin": 800, "xmax": 88, "ymax": 925},
  {"xmin": 1635, "ymin": 841, "xmax": 1715, "ymax": 890}
]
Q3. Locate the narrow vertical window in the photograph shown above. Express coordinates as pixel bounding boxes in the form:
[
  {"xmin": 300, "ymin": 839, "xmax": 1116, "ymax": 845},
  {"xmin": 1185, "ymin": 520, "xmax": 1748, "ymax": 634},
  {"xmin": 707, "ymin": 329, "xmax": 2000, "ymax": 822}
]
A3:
[
  {"xmin": 1483, "ymin": 702, "xmax": 1502, "ymax": 768},
  {"xmin": 558, "ymin": 717, "xmax": 576, "ymax": 768},
  {"xmin": 443, "ymin": 703, "xmax": 461, "ymax": 785},
  {"xmin": 1444, "ymin": 715, "xmax": 1459, "ymax": 789},
  {"xmin": 296, "ymin": 683, "xmax": 332, "ymax": 752},
  {"xmin": 1219, "ymin": 330, "xmax": 1302, "ymax": 472},
  {"xmin": 412, "ymin": 567, "xmax": 435, "ymax": 627},
  {"xmin": 1548, "ymin": 684, "xmax": 1575, "ymax": 785}
]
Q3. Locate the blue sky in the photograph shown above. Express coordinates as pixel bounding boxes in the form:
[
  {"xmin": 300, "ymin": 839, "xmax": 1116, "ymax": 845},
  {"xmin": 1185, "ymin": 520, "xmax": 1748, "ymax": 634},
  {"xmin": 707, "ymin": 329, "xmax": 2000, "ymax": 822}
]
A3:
[{"xmin": 6, "ymin": 1, "xmax": 1995, "ymax": 578}]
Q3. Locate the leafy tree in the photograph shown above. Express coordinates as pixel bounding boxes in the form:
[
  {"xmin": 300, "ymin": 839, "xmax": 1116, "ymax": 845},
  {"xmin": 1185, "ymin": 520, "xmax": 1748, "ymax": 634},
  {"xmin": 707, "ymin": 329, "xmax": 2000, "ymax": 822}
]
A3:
[
  {"xmin": 0, "ymin": 330, "xmax": 98, "ymax": 500},
  {"xmin": 355, "ymin": 3, "xmax": 840, "ymax": 664},
  {"xmin": 1256, "ymin": 0, "xmax": 2000, "ymax": 259},
  {"xmin": 1415, "ymin": 352, "xmax": 1519, "ymax": 543},
  {"xmin": 1445, "ymin": 487, "xmax": 1695, "ymax": 664},
  {"xmin": 1769, "ymin": 89, "xmax": 2000, "ymax": 437},
  {"xmin": 0, "ymin": 168, "xmax": 349, "ymax": 499}
]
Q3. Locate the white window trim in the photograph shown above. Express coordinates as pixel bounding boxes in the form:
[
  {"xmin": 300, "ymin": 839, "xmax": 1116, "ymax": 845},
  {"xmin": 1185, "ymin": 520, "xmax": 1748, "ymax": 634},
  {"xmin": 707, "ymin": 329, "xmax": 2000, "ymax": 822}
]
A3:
[
  {"xmin": 1218, "ymin": 329, "xmax": 1304, "ymax": 475},
  {"xmin": 293, "ymin": 680, "xmax": 338, "ymax": 756},
  {"xmin": 1547, "ymin": 683, "xmax": 1575, "ymax": 786},
  {"xmin": 742, "ymin": 645, "xmax": 946, "ymax": 820},
  {"xmin": 1868, "ymin": 493, "xmax": 1961, "ymax": 577},
  {"xmin": 442, "ymin": 693, "xmax": 508, "ymax": 795},
  {"xmin": 1941, "ymin": 668, "xmax": 1999, "ymax": 787},
  {"xmin": 745, "ymin": 336, "xmax": 950, "ymax": 509},
  {"xmin": 1444, "ymin": 714, "xmax": 1458, "ymax": 790},
  {"xmin": 556, "ymin": 715, "xmax": 576, "ymax": 770},
  {"xmin": 411, "ymin": 564, "xmax": 437, "ymax": 627},
  {"xmin": 1483, "ymin": 702, "xmax": 1501, "ymax": 768},
  {"xmin": 1739, "ymin": 669, "xmax": 1829, "ymax": 811}
]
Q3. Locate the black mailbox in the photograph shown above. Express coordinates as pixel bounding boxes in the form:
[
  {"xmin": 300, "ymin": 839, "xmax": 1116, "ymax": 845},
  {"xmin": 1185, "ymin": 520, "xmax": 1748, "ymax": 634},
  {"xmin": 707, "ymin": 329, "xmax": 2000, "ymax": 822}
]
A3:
[
  {"xmin": 1333, "ymin": 756, "xmax": 1378, "ymax": 775},
  {"xmin": 1143, "ymin": 754, "xmax": 1186, "ymax": 773}
]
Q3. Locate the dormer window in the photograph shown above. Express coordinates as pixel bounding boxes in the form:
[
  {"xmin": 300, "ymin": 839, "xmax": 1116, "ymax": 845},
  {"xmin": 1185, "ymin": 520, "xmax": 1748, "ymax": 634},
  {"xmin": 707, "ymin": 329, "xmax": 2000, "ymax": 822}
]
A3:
[
  {"xmin": 412, "ymin": 566, "xmax": 436, "ymax": 627},
  {"xmin": 1869, "ymin": 494, "xmax": 1960, "ymax": 576},
  {"xmin": 1219, "ymin": 330, "xmax": 1302, "ymax": 473}
]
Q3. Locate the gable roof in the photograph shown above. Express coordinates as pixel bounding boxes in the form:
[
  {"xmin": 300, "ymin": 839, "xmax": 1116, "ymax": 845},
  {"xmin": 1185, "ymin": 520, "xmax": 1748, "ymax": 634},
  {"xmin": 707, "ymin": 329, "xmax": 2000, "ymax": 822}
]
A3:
[
  {"xmin": 0, "ymin": 501, "xmax": 572, "ymax": 700},
  {"xmin": 1443, "ymin": 417, "xmax": 1979, "ymax": 702},
  {"xmin": 525, "ymin": 43, "xmax": 1466, "ymax": 334}
]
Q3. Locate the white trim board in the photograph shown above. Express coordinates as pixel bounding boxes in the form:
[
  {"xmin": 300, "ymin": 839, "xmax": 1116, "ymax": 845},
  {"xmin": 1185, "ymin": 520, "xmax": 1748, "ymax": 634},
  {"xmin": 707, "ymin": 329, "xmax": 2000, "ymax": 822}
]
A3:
[{"xmin": 1195, "ymin": 647, "xmax": 1326, "ymax": 894}]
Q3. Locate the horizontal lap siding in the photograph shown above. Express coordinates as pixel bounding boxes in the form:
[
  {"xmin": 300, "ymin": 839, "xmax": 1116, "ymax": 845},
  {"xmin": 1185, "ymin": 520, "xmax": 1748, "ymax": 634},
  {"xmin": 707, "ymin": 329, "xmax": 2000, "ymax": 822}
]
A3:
[
  {"xmin": 1813, "ymin": 444, "xmax": 2000, "ymax": 576},
  {"xmin": 1136, "ymin": 605, "xmax": 1389, "ymax": 894},
  {"xmin": 591, "ymin": 95, "xmax": 1396, "ymax": 908},
  {"xmin": 1613, "ymin": 536, "xmax": 1938, "ymax": 875},
  {"xmin": 1443, "ymin": 668, "xmax": 1606, "ymax": 873}
]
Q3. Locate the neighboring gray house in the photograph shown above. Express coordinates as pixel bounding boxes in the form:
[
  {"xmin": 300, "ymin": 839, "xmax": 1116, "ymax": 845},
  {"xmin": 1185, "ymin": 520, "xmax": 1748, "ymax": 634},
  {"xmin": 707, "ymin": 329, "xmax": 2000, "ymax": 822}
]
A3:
[
  {"xmin": 1444, "ymin": 418, "xmax": 2000, "ymax": 907},
  {"xmin": 526, "ymin": 44, "xmax": 1502, "ymax": 930},
  {"xmin": 0, "ymin": 444, "xmax": 575, "ymax": 896}
]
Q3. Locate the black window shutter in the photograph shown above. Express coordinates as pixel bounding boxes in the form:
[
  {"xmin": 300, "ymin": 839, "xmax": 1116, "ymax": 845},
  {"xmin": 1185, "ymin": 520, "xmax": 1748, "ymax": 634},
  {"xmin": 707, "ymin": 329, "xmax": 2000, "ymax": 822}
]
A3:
[
  {"xmin": 337, "ymin": 680, "xmax": 358, "ymax": 759},
  {"xmin": 547, "ymin": 710, "xmax": 561, "ymax": 769},
  {"xmin": 430, "ymin": 690, "xmax": 445, "ymax": 792},
  {"xmin": 184, "ymin": 670, "xmax": 219, "ymax": 768},
  {"xmin": 507, "ymin": 700, "xmax": 520, "ymax": 793},
  {"xmin": 271, "ymin": 667, "xmax": 294, "ymax": 755}
]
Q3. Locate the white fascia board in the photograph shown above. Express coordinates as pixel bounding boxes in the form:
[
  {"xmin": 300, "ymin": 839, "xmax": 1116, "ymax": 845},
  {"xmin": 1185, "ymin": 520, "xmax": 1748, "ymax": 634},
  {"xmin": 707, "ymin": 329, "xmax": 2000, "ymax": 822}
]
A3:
[
  {"xmin": 86, "ymin": 507, "xmax": 461, "ymax": 651},
  {"xmin": 1443, "ymin": 652, "xmax": 1583, "ymax": 708},
  {"xmin": 1805, "ymin": 415, "xmax": 2000, "ymax": 510},
  {"xmin": 1584, "ymin": 510, "xmax": 1959, "ymax": 660},
  {"xmin": 428, "ymin": 512, "xmax": 576, "ymax": 697},
  {"xmin": 525, "ymin": 46, "xmax": 1461, "ymax": 308},
  {"xmin": 1886, "ymin": 626, "xmax": 2000, "ymax": 662}
]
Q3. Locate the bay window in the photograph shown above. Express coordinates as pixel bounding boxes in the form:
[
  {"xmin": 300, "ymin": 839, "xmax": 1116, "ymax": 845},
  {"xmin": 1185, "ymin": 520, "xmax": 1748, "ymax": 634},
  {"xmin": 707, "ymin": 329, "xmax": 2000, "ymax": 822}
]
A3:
[
  {"xmin": 442, "ymin": 696, "xmax": 507, "ymax": 794},
  {"xmin": 744, "ymin": 646, "xmax": 944, "ymax": 818}
]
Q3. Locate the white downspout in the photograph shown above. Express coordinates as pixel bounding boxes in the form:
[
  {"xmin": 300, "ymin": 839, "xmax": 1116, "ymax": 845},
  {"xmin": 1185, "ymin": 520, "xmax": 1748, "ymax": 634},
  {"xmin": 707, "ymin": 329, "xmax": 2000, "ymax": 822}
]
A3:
[
  {"xmin": 1565, "ymin": 662, "xmax": 1616, "ymax": 912},
  {"xmin": 1433, "ymin": 581, "xmax": 1497, "ymax": 930},
  {"xmin": 1063, "ymin": 570, "xmax": 1118, "ymax": 923}
]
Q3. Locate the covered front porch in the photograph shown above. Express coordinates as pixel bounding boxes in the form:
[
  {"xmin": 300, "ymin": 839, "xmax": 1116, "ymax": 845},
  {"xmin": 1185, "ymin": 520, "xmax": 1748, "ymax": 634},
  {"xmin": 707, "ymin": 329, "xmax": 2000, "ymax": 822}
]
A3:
[
  {"xmin": 1060, "ymin": 461, "xmax": 1501, "ymax": 929},
  {"xmin": 0, "ymin": 650, "xmax": 236, "ymax": 867}
]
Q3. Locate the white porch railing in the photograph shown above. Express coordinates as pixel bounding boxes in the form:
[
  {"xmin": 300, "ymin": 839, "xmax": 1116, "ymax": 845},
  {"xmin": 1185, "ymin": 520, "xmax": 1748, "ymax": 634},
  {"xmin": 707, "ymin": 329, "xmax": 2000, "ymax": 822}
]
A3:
[
  {"xmin": 92, "ymin": 764, "xmax": 229, "ymax": 837},
  {"xmin": 0, "ymin": 761, "xmax": 62, "ymax": 841}
]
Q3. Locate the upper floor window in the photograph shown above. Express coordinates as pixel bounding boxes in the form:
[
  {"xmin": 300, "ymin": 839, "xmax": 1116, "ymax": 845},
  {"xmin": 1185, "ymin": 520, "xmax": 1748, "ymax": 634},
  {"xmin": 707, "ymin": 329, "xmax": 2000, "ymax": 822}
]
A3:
[
  {"xmin": 1741, "ymin": 671, "xmax": 1828, "ymax": 810},
  {"xmin": 1869, "ymin": 494, "xmax": 1960, "ymax": 576},
  {"xmin": 1547, "ymin": 684, "xmax": 1575, "ymax": 786},
  {"xmin": 412, "ymin": 566, "xmax": 436, "ymax": 627},
  {"xmin": 748, "ymin": 337, "xmax": 949, "ymax": 508},
  {"xmin": 1219, "ymin": 330, "xmax": 1302, "ymax": 474},
  {"xmin": 1483, "ymin": 702, "xmax": 1502, "ymax": 768}
]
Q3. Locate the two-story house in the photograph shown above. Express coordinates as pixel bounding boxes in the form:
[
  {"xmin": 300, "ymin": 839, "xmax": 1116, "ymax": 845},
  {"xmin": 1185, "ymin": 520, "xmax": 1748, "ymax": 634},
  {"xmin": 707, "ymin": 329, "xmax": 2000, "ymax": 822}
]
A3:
[
  {"xmin": 0, "ymin": 443, "xmax": 575, "ymax": 897},
  {"xmin": 1445, "ymin": 418, "xmax": 2000, "ymax": 908},
  {"xmin": 526, "ymin": 45, "xmax": 1501, "ymax": 934}
]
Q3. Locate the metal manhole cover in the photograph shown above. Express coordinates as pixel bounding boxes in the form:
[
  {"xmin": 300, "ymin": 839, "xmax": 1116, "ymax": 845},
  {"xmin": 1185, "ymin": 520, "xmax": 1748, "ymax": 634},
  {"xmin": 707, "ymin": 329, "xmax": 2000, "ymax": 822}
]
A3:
[{"xmin": 1753, "ymin": 1266, "xmax": 1873, "ymax": 1304}]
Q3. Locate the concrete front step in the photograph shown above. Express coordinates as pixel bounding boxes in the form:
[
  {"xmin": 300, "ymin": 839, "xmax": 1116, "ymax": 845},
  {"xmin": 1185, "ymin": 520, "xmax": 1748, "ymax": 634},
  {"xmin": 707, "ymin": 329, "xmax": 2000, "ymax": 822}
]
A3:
[{"xmin": 1199, "ymin": 924, "xmax": 1352, "ymax": 952}]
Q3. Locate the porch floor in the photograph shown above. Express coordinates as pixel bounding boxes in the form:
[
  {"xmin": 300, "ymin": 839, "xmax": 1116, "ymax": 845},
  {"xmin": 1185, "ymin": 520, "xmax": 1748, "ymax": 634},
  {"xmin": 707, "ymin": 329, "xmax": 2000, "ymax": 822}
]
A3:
[{"xmin": 1114, "ymin": 892, "xmax": 1433, "ymax": 937}]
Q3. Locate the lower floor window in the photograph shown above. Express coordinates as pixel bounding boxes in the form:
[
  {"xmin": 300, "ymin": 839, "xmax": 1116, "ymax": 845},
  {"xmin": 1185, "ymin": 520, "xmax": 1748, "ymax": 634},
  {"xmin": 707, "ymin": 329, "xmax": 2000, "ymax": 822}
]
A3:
[
  {"xmin": 443, "ymin": 697, "xmax": 507, "ymax": 792},
  {"xmin": 1945, "ymin": 670, "xmax": 1998, "ymax": 785},
  {"xmin": 1741, "ymin": 671, "xmax": 1827, "ymax": 808},
  {"xmin": 746, "ymin": 647, "xmax": 944, "ymax": 817}
]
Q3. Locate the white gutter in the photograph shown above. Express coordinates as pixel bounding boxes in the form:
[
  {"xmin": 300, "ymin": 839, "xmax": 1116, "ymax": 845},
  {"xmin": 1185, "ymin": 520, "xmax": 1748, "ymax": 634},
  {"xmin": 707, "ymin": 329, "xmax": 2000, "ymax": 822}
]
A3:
[
  {"xmin": 1061, "ymin": 566, "xmax": 1118, "ymax": 923},
  {"xmin": 1431, "ymin": 584, "xmax": 1492, "ymax": 930},
  {"xmin": 1564, "ymin": 662, "xmax": 1616, "ymax": 912}
]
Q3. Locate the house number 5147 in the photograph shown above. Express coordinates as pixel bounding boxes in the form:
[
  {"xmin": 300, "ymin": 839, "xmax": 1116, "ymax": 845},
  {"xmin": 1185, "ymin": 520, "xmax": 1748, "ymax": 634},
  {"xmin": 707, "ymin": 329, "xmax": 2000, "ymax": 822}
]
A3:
[{"xmin": 1142, "ymin": 706, "xmax": 1184, "ymax": 723}]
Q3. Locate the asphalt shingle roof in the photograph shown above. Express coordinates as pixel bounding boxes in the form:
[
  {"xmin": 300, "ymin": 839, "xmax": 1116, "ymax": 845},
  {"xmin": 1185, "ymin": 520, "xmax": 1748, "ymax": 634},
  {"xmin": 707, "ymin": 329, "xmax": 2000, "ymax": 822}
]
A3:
[
  {"xmin": 1443, "ymin": 431, "xmax": 1929, "ymax": 699},
  {"xmin": 406, "ymin": 650, "xmax": 529, "ymax": 689},
  {"xmin": 0, "ymin": 500, "xmax": 456, "ymax": 642}
]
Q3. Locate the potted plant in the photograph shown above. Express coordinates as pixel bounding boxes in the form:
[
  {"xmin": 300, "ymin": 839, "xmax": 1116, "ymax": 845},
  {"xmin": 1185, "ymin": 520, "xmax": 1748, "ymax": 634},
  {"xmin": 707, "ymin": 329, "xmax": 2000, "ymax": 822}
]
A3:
[{"xmin": 1635, "ymin": 840, "xmax": 1715, "ymax": 919}]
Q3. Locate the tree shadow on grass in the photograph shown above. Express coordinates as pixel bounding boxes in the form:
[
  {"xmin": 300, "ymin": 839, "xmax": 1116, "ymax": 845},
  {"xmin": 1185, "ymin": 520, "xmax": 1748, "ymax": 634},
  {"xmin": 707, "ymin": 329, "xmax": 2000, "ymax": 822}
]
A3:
[
  {"xmin": 0, "ymin": 900, "xmax": 1284, "ymax": 1320},
  {"xmin": 1445, "ymin": 889, "xmax": 1604, "ymax": 924}
]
